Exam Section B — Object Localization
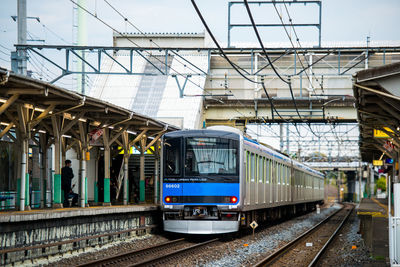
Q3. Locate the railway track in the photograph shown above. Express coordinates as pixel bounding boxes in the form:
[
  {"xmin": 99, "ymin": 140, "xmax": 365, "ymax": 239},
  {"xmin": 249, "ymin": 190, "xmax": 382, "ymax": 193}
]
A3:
[
  {"xmin": 254, "ymin": 204, "xmax": 354, "ymax": 267},
  {"xmin": 78, "ymin": 237, "xmax": 219, "ymax": 267}
]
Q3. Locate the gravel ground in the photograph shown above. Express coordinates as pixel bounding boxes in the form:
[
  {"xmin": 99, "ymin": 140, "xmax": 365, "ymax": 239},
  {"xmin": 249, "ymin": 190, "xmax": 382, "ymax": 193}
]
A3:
[
  {"xmin": 36, "ymin": 233, "xmax": 171, "ymax": 266},
  {"xmin": 317, "ymin": 208, "xmax": 388, "ymax": 267},
  {"xmin": 178, "ymin": 204, "xmax": 342, "ymax": 267},
  {"xmin": 37, "ymin": 203, "xmax": 381, "ymax": 267}
]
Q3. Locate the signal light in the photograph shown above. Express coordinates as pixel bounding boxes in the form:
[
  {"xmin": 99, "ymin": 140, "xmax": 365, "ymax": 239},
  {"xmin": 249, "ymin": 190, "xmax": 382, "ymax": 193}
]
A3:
[
  {"xmin": 165, "ymin": 196, "xmax": 172, "ymax": 203},
  {"xmin": 230, "ymin": 196, "xmax": 238, "ymax": 203}
]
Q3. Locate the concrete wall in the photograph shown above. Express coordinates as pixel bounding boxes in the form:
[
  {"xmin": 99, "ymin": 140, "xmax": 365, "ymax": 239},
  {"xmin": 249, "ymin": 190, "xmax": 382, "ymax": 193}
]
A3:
[{"xmin": 0, "ymin": 208, "xmax": 160, "ymax": 265}]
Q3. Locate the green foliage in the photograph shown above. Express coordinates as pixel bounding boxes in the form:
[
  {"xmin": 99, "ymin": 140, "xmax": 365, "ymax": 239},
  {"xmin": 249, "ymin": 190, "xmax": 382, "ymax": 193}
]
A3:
[{"xmin": 376, "ymin": 177, "xmax": 387, "ymax": 192}]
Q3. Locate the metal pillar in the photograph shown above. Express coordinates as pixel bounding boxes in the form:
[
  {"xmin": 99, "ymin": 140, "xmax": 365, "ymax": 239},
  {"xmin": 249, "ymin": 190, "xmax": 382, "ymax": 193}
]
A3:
[
  {"xmin": 80, "ymin": 149, "xmax": 86, "ymax": 207},
  {"xmin": 123, "ymin": 155, "xmax": 129, "ymax": 205},
  {"xmin": 77, "ymin": 0, "xmax": 87, "ymax": 94},
  {"xmin": 39, "ymin": 134, "xmax": 47, "ymax": 208},
  {"xmin": 17, "ymin": 0, "xmax": 27, "ymax": 75},
  {"xmin": 140, "ymin": 138, "xmax": 146, "ymax": 203},
  {"xmin": 52, "ymin": 116, "xmax": 63, "ymax": 208},
  {"xmin": 19, "ymin": 138, "xmax": 27, "ymax": 211},
  {"xmin": 359, "ymin": 161, "xmax": 362, "ymax": 202},
  {"xmin": 103, "ymin": 146, "xmax": 111, "ymax": 205},
  {"xmin": 103, "ymin": 128, "xmax": 111, "ymax": 205},
  {"xmin": 154, "ymin": 142, "xmax": 160, "ymax": 204},
  {"xmin": 32, "ymin": 146, "xmax": 40, "ymax": 208},
  {"xmin": 121, "ymin": 131, "xmax": 130, "ymax": 205}
]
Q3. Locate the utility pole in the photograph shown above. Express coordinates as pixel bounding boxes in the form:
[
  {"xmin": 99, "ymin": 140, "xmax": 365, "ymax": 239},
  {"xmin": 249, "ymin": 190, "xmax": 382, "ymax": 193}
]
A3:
[
  {"xmin": 17, "ymin": 0, "xmax": 27, "ymax": 75},
  {"xmin": 365, "ymin": 36, "xmax": 370, "ymax": 70},
  {"xmin": 73, "ymin": 0, "xmax": 87, "ymax": 95}
]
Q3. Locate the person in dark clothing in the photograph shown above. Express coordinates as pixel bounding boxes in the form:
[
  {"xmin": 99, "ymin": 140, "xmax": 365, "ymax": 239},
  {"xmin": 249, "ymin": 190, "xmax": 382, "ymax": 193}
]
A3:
[{"xmin": 61, "ymin": 160, "xmax": 78, "ymax": 207}]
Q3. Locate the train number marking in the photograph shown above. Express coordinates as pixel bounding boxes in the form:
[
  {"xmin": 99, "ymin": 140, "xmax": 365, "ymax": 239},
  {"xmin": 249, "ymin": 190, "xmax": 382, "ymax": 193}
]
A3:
[{"xmin": 165, "ymin": 184, "xmax": 180, "ymax": 189}]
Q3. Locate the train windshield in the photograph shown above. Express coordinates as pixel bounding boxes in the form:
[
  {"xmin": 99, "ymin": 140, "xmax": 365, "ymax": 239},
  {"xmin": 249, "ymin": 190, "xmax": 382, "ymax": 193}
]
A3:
[
  {"xmin": 164, "ymin": 137, "xmax": 182, "ymax": 177},
  {"xmin": 185, "ymin": 137, "xmax": 238, "ymax": 176}
]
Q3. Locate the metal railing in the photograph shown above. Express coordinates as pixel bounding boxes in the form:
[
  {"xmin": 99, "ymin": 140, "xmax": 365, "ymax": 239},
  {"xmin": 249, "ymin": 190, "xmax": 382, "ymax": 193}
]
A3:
[{"xmin": 390, "ymin": 216, "xmax": 400, "ymax": 265}]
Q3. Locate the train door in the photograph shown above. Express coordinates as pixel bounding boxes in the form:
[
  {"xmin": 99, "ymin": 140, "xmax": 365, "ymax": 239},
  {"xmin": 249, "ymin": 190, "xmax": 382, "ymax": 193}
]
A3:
[
  {"xmin": 245, "ymin": 151, "xmax": 251, "ymax": 205},
  {"xmin": 286, "ymin": 166, "xmax": 291, "ymax": 201},
  {"xmin": 254, "ymin": 154, "xmax": 259, "ymax": 205},
  {"xmin": 276, "ymin": 162, "xmax": 280, "ymax": 203},
  {"xmin": 258, "ymin": 156, "xmax": 264, "ymax": 205},
  {"xmin": 264, "ymin": 157, "xmax": 268, "ymax": 205},
  {"xmin": 250, "ymin": 152, "xmax": 255, "ymax": 205},
  {"xmin": 269, "ymin": 158, "xmax": 273, "ymax": 204}
]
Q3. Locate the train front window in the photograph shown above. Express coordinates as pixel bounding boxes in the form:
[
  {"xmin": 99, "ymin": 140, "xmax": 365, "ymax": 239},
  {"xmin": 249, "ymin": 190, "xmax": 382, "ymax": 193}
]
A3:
[
  {"xmin": 185, "ymin": 137, "xmax": 238, "ymax": 176},
  {"xmin": 164, "ymin": 137, "xmax": 182, "ymax": 177}
]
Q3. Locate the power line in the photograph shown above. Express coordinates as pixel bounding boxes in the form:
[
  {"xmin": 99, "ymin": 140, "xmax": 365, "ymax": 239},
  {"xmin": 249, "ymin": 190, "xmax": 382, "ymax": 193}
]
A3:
[
  {"xmin": 191, "ymin": 0, "xmax": 306, "ymax": 138},
  {"xmin": 276, "ymin": 2, "xmax": 324, "ymax": 93},
  {"xmin": 38, "ymin": 21, "xmax": 70, "ymax": 44},
  {"xmin": 0, "ymin": 57, "xmax": 10, "ymax": 63},
  {"xmin": 0, "ymin": 44, "xmax": 12, "ymax": 51},
  {"xmin": 243, "ymin": 0, "xmax": 321, "ymax": 138},
  {"xmin": 70, "ymin": 0, "xmax": 213, "ymax": 98},
  {"xmin": 0, "ymin": 48, "xmax": 10, "ymax": 57}
]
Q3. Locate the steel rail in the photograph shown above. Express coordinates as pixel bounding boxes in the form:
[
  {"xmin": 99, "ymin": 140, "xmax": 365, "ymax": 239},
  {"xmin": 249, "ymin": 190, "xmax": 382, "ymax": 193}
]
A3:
[
  {"xmin": 0, "ymin": 225, "xmax": 157, "ymax": 255},
  {"xmin": 129, "ymin": 238, "xmax": 219, "ymax": 267},
  {"xmin": 308, "ymin": 206, "xmax": 354, "ymax": 266},
  {"xmin": 254, "ymin": 206, "xmax": 345, "ymax": 267},
  {"xmin": 77, "ymin": 238, "xmax": 186, "ymax": 267}
]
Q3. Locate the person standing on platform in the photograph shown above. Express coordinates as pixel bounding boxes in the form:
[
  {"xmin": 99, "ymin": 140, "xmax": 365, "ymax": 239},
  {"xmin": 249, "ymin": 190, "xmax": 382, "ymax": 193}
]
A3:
[{"xmin": 61, "ymin": 160, "xmax": 78, "ymax": 207}]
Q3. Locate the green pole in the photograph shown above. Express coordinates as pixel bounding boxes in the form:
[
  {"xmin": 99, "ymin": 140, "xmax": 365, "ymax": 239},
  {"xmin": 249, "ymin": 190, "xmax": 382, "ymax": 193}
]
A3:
[
  {"xmin": 53, "ymin": 174, "xmax": 62, "ymax": 204},
  {"xmin": 104, "ymin": 178, "xmax": 110, "ymax": 203}
]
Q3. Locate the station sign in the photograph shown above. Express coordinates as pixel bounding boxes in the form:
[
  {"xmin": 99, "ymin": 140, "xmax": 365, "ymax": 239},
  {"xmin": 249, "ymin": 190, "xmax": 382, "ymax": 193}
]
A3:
[
  {"xmin": 373, "ymin": 127, "xmax": 393, "ymax": 138},
  {"xmin": 373, "ymin": 160, "xmax": 383, "ymax": 166},
  {"xmin": 383, "ymin": 140, "xmax": 394, "ymax": 152}
]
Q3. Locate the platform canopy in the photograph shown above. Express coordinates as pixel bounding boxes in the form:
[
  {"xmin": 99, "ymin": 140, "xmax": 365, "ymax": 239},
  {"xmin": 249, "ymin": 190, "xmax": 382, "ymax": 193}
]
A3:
[
  {"xmin": 0, "ymin": 67, "xmax": 178, "ymax": 149},
  {"xmin": 353, "ymin": 62, "xmax": 400, "ymax": 162}
]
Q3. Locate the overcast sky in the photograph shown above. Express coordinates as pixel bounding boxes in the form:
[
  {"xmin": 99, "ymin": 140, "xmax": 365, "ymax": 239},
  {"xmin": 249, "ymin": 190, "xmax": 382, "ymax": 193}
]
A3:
[{"xmin": 1, "ymin": 0, "xmax": 399, "ymax": 54}]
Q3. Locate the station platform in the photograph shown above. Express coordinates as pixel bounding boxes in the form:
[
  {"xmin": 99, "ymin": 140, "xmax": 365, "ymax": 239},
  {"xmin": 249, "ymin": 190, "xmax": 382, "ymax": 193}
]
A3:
[
  {"xmin": 0, "ymin": 204, "xmax": 161, "ymax": 265},
  {"xmin": 0, "ymin": 204, "xmax": 158, "ymax": 223},
  {"xmin": 357, "ymin": 198, "xmax": 389, "ymax": 264}
]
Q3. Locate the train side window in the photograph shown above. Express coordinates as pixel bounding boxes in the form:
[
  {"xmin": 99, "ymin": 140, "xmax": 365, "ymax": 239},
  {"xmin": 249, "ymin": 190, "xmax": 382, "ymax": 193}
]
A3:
[
  {"xmin": 250, "ymin": 153, "xmax": 255, "ymax": 182},
  {"xmin": 266, "ymin": 159, "xmax": 270, "ymax": 183},
  {"xmin": 259, "ymin": 156, "xmax": 263, "ymax": 183},
  {"xmin": 246, "ymin": 151, "xmax": 250, "ymax": 182},
  {"xmin": 164, "ymin": 137, "xmax": 181, "ymax": 177},
  {"xmin": 278, "ymin": 162, "xmax": 281, "ymax": 185},
  {"xmin": 263, "ymin": 157, "xmax": 266, "ymax": 183},
  {"xmin": 255, "ymin": 154, "xmax": 258, "ymax": 182}
]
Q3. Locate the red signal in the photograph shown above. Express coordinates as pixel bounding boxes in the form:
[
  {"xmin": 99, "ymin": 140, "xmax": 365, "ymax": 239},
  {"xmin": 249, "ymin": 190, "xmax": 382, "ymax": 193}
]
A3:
[
  {"xmin": 230, "ymin": 196, "xmax": 238, "ymax": 203},
  {"xmin": 165, "ymin": 196, "xmax": 172, "ymax": 203}
]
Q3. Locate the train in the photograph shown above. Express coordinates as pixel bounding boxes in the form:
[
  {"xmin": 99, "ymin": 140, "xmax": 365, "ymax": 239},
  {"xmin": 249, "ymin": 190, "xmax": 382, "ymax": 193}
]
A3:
[{"xmin": 161, "ymin": 126, "xmax": 324, "ymax": 234}]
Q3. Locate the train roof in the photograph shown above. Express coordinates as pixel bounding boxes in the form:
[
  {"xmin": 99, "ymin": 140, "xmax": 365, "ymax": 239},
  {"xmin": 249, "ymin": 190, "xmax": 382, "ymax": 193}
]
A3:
[
  {"xmin": 244, "ymin": 137, "xmax": 324, "ymax": 178},
  {"xmin": 163, "ymin": 128, "xmax": 240, "ymax": 140},
  {"xmin": 164, "ymin": 127, "xmax": 324, "ymax": 178}
]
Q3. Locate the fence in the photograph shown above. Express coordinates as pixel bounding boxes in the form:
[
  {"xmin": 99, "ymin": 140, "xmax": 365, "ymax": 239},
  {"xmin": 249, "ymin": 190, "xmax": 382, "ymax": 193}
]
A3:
[{"xmin": 390, "ymin": 216, "xmax": 400, "ymax": 265}]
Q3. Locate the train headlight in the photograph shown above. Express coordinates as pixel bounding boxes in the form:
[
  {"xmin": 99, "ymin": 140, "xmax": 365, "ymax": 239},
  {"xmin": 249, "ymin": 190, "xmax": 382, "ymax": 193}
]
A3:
[
  {"xmin": 165, "ymin": 196, "xmax": 172, "ymax": 203},
  {"xmin": 230, "ymin": 196, "xmax": 238, "ymax": 203}
]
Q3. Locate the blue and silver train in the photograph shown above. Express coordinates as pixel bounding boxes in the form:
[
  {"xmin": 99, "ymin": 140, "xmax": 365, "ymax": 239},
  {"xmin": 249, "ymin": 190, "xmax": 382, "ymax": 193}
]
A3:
[{"xmin": 161, "ymin": 126, "xmax": 324, "ymax": 234}]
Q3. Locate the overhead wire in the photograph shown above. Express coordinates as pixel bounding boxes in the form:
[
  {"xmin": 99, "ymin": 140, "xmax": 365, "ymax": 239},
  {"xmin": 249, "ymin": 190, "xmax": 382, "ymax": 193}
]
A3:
[
  {"xmin": 70, "ymin": 0, "xmax": 215, "ymax": 98},
  {"xmin": 243, "ymin": 0, "xmax": 321, "ymax": 138},
  {"xmin": 191, "ymin": 0, "xmax": 306, "ymax": 139},
  {"xmin": 279, "ymin": 2, "xmax": 324, "ymax": 93}
]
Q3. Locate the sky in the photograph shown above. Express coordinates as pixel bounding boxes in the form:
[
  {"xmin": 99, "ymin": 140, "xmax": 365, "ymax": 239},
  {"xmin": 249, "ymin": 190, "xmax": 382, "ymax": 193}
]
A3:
[
  {"xmin": 0, "ymin": 0, "xmax": 399, "ymax": 56},
  {"xmin": 0, "ymin": 0, "xmax": 399, "ymax": 156}
]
